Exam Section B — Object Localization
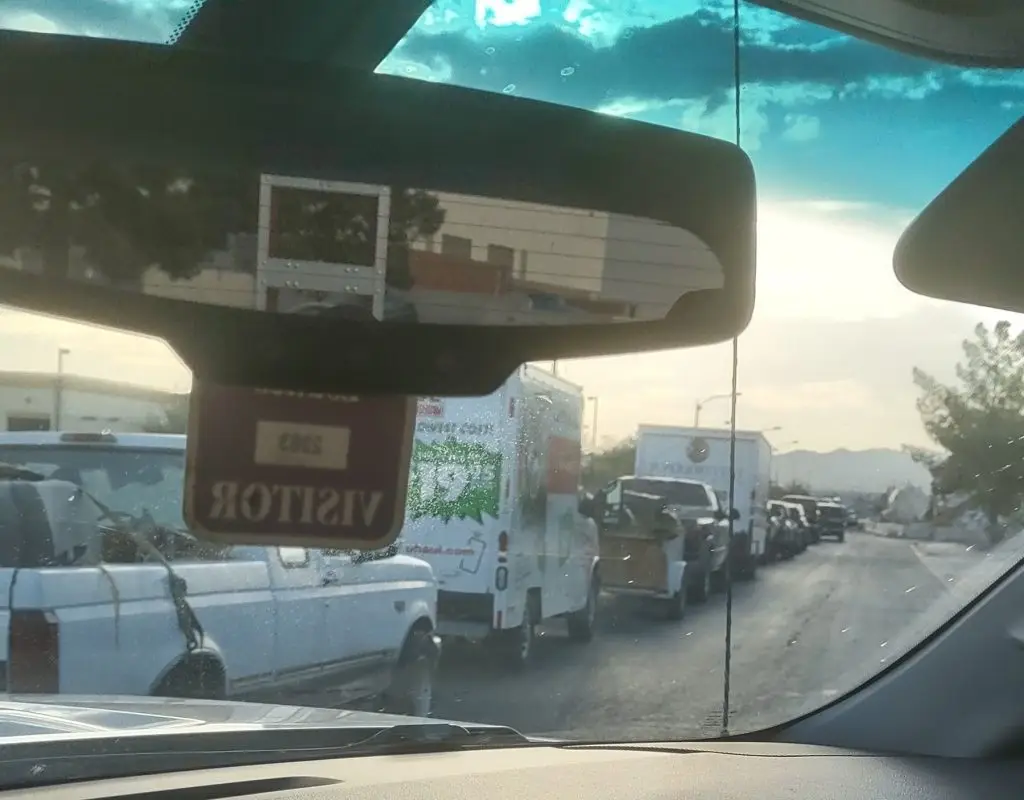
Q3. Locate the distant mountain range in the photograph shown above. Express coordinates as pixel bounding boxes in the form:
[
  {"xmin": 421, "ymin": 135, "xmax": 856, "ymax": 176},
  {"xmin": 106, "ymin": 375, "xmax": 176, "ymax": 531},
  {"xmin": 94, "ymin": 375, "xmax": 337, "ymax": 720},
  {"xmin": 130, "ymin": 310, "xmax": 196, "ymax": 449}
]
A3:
[{"xmin": 773, "ymin": 448, "xmax": 932, "ymax": 494}]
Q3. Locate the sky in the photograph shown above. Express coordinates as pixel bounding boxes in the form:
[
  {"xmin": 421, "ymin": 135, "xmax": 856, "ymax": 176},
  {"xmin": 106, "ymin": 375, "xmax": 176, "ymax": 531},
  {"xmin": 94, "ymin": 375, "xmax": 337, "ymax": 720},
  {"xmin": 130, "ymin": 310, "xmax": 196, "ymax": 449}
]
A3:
[{"xmin": 0, "ymin": 0, "xmax": 1022, "ymax": 454}]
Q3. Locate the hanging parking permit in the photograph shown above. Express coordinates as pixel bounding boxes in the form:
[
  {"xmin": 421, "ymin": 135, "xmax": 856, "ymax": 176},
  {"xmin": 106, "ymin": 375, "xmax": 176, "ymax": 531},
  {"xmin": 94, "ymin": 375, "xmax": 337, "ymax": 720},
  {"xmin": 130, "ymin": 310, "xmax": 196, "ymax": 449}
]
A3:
[{"xmin": 183, "ymin": 382, "xmax": 416, "ymax": 550}]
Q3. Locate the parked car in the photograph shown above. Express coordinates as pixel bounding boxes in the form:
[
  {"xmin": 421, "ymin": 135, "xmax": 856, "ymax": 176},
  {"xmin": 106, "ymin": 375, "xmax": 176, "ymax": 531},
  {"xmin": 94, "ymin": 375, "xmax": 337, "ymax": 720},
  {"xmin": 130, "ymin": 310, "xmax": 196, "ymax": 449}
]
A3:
[
  {"xmin": 783, "ymin": 502, "xmax": 812, "ymax": 552},
  {"xmin": 781, "ymin": 494, "xmax": 824, "ymax": 543},
  {"xmin": 766, "ymin": 500, "xmax": 801, "ymax": 559}
]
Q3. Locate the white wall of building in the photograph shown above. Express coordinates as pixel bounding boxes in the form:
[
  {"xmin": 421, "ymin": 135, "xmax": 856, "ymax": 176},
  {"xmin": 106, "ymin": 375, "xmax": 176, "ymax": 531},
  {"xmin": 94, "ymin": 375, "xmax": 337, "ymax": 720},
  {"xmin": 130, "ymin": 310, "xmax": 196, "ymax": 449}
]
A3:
[
  {"xmin": 0, "ymin": 373, "xmax": 178, "ymax": 433},
  {"xmin": 419, "ymin": 191, "xmax": 724, "ymax": 315},
  {"xmin": 417, "ymin": 193, "xmax": 608, "ymax": 295},
  {"xmin": 603, "ymin": 213, "xmax": 724, "ymax": 318}
]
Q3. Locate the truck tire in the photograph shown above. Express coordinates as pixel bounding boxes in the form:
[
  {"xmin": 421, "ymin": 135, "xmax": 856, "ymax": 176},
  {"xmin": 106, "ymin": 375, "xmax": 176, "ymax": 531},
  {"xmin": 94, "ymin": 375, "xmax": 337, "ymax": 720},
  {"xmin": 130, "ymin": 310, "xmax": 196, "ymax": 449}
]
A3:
[
  {"xmin": 567, "ymin": 573, "xmax": 599, "ymax": 643},
  {"xmin": 664, "ymin": 575, "xmax": 687, "ymax": 621},
  {"xmin": 381, "ymin": 625, "xmax": 440, "ymax": 718},
  {"xmin": 496, "ymin": 596, "xmax": 538, "ymax": 669},
  {"xmin": 687, "ymin": 562, "xmax": 711, "ymax": 604},
  {"xmin": 153, "ymin": 655, "xmax": 226, "ymax": 701},
  {"xmin": 732, "ymin": 547, "xmax": 757, "ymax": 582}
]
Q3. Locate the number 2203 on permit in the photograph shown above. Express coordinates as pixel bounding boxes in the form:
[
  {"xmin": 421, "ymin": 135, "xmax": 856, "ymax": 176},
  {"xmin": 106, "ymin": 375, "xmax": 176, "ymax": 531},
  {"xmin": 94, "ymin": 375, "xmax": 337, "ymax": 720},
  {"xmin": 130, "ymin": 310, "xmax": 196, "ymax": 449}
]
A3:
[{"xmin": 253, "ymin": 421, "xmax": 351, "ymax": 470}]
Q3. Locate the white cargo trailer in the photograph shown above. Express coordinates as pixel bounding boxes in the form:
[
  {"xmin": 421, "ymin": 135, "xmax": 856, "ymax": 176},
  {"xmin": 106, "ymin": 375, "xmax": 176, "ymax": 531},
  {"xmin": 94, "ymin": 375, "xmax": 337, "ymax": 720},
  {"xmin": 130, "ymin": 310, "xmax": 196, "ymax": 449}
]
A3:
[
  {"xmin": 634, "ymin": 426, "xmax": 771, "ymax": 578},
  {"xmin": 398, "ymin": 365, "xmax": 600, "ymax": 666}
]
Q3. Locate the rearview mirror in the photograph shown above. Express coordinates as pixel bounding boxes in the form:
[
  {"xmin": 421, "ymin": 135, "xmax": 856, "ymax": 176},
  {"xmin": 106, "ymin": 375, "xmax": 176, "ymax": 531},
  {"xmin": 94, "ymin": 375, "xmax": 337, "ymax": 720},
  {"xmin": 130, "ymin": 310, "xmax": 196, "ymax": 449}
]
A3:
[
  {"xmin": 730, "ymin": 508, "xmax": 741, "ymax": 522},
  {"xmin": 0, "ymin": 35, "xmax": 756, "ymax": 396}
]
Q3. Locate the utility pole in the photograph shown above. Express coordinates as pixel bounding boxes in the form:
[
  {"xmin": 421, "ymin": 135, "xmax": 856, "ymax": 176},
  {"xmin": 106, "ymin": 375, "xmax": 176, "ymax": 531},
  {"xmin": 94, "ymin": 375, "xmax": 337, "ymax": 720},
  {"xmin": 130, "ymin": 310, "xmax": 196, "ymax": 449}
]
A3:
[
  {"xmin": 587, "ymin": 395, "xmax": 599, "ymax": 449},
  {"xmin": 694, "ymin": 392, "xmax": 741, "ymax": 427}
]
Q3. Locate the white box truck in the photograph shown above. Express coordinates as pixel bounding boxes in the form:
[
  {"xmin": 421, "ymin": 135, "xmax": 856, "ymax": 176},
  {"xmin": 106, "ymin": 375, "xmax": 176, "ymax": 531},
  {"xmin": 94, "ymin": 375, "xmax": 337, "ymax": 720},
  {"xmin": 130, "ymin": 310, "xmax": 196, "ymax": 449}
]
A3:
[
  {"xmin": 398, "ymin": 365, "xmax": 600, "ymax": 667},
  {"xmin": 634, "ymin": 426, "xmax": 771, "ymax": 579}
]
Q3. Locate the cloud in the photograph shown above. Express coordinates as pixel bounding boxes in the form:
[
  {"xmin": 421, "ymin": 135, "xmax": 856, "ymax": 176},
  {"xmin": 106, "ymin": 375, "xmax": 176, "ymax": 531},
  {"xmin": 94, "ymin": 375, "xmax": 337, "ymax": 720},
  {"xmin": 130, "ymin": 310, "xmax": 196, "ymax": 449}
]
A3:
[
  {"xmin": 387, "ymin": 5, "xmax": 984, "ymax": 113},
  {"xmin": 781, "ymin": 113, "xmax": 819, "ymax": 142},
  {"xmin": 557, "ymin": 301, "xmax": 1002, "ymax": 450},
  {"xmin": 0, "ymin": 0, "xmax": 194, "ymax": 43}
]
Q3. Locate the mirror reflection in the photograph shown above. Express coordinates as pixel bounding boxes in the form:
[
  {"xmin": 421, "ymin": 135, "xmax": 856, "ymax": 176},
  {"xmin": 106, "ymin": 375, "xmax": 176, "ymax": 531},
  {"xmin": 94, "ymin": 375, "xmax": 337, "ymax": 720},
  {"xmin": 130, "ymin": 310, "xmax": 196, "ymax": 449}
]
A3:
[{"xmin": 0, "ymin": 161, "xmax": 723, "ymax": 326}]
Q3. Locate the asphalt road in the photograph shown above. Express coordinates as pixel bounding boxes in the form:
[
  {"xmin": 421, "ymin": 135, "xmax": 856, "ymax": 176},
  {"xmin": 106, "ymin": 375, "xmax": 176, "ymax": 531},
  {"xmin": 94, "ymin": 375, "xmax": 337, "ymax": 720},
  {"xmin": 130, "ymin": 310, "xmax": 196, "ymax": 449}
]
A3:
[{"xmin": 431, "ymin": 531, "xmax": 976, "ymax": 741}]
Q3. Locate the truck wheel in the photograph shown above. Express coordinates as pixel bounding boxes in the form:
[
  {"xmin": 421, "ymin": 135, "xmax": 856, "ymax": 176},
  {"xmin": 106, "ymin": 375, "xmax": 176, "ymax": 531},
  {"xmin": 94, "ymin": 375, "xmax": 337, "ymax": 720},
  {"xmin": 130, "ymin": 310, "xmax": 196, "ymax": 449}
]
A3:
[
  {"xmin": 381, "ymin": 627, "xmax": 440, "ymax": 718},
  {"xmin": 734, "ymin": 549, "xmax": 757, "ymax": 582},
  {"xmin": 687, "ymin": 564, "xmax": 711, "ymax": 604},
  {"xmin": 497, "ymin": 599, "xmax": 538, "ymax": 669},
  {"xmin": 153, "ymin": 656, "xmax": 226, "ymax": 701},
  {"xmin": 665, "ymin": 576, "xmax": 687, "ymax": 621},
  {"xmin": 568, "ymin": 574, "xmax": 599, "ymax": 643}
]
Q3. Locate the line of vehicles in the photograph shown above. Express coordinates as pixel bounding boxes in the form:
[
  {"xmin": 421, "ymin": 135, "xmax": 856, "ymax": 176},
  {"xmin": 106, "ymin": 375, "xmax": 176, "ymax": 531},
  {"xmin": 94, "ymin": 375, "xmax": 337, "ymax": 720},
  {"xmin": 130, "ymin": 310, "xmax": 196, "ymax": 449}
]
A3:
[{"xmin": 0, "ymin": 366, "xmax": 859, "ymax": 715}]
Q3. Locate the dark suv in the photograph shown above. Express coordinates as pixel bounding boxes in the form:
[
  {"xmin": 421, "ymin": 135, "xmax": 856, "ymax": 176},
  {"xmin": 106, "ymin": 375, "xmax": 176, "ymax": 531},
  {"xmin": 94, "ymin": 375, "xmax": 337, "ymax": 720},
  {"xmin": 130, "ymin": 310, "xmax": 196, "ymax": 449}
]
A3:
[{"xmin": 815, "ymin": 501, "xmax": 847, "ymax": 542}]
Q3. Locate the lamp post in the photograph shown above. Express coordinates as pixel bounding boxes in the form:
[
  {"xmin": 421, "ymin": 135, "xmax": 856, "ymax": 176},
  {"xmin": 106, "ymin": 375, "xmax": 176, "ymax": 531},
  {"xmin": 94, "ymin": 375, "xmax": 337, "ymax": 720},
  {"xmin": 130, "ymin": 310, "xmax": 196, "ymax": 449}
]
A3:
[
  {"xmin": 54, "ymin": 347, "xmax": 70, "ymax": 430},
  {"xmin": 694, "ymin": 392, "xmax": 741, "ymax": 427},
  {"xmin": 586, "ymin": 395, "xmax": 599, "ymax": 450}
]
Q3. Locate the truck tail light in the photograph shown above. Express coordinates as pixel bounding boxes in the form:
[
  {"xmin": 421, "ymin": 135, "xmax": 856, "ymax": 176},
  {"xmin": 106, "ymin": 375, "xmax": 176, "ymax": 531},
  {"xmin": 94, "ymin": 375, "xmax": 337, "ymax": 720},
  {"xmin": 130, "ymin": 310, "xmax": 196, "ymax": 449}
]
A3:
[{"xmin": 9, "ymin": 610, "xmax": 59, "ymax": 693}]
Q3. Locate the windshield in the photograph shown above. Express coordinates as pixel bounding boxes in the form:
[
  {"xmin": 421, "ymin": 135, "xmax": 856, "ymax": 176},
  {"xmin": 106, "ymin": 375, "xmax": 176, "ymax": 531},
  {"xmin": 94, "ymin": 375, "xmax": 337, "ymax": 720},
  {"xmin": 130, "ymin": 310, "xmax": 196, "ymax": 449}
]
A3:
[
  {"xmin": 0, "ymin": 444, "xmax": 186, "ymax": 529},
  {"xmin": 817, "ymin": 505, "xmax": 844, "ymax": 519},
  {"xmin": 627, "ymin": 478, "xmax": 711, "ymax": 507},
  {"xmin": 2, "ymin": 0, "xmax": 1024, "ymax": 764}
]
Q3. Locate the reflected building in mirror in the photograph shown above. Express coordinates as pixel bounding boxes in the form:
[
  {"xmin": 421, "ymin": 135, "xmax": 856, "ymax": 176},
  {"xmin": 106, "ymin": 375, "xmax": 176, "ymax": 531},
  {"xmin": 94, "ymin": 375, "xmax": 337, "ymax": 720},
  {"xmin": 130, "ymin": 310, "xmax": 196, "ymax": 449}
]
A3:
[
  {"xmin": 407, "ymin": 192, "xmax": 723, "ymax": 324},
  {"xmin": 0, "ymin": 167, "xmax": 725, "ymax": 326}
]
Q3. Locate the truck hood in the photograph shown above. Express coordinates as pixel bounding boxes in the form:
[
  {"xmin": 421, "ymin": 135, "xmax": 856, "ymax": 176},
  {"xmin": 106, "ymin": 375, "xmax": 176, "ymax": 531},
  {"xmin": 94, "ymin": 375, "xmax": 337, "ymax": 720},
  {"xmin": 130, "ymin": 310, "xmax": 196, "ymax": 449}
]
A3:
[{"xmin": 0, "ymin": 695, "xmax": 514, "ymax": 742}]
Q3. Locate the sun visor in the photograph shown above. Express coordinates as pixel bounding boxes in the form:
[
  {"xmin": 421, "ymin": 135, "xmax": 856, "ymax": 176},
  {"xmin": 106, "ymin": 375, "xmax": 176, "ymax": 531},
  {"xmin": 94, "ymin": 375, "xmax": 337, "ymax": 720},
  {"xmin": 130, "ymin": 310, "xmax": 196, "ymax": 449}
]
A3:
[{"xmin": 749, "ymin": 0, "xmax": 1024, "ymax": 67}]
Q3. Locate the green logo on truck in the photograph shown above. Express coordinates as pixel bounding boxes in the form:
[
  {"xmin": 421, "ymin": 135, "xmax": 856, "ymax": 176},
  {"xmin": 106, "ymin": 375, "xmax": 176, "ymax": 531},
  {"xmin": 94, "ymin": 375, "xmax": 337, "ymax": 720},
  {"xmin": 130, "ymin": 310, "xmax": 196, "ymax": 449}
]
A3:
[{"xmin": 408, "ymin": 439, "xmax": 502, "ymax": 523}]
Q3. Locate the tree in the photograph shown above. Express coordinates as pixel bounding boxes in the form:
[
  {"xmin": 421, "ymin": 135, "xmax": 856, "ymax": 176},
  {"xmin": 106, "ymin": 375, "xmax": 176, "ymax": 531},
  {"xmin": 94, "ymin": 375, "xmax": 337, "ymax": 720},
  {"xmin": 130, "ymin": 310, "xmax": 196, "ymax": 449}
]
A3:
[
  {"xmin": 0, "ymin": 161, "xmax": 256, "ymax": 285},
  {"xmin": 143, "ymin": 393, "xmax": 190, "ymax": 434},
  {"xmin": 581, "ymin": 436, "xmax": 637, "ymax": 490},
  {"xmin": 268, "ymin": 183, "xmax": 444, "ymax": 290},
  {"xmin": 769, "ymin": 481, "xmax": 809, "ymax": 500},
  {"xmin": 913, "ymin": 320, "xmax": 1024, "ymax": 540},
  {"xmin": 0, "ymin": 159, "xmax": 445, "ymax": 289}
]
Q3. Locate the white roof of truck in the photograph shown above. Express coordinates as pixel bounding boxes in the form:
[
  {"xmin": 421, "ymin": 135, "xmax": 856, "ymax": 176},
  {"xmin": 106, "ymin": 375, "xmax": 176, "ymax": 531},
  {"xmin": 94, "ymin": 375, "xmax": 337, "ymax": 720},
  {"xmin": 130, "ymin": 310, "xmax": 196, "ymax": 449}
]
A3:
[
  {"xmin": 520, "ymin": 363, "xmax": 584, "ymax": 395},
  {"xmin": 636, "ymin": 425, "xmax": 770, "ymax": 444},
  {"xmin": 0, "ymin": 432, "xmax": 186, "ymax": 450},
  {"xmin": 622, "ymin": 474, "xmax": 710, "ymax": 488}
]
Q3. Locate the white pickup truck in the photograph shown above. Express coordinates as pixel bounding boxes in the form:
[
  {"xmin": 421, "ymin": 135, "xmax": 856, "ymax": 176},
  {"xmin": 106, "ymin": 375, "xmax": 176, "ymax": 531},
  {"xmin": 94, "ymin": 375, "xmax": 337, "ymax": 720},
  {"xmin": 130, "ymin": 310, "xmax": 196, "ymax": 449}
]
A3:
[{"xmin": 0, "ymin": 431, "xmax": 441, "ymax": 716}]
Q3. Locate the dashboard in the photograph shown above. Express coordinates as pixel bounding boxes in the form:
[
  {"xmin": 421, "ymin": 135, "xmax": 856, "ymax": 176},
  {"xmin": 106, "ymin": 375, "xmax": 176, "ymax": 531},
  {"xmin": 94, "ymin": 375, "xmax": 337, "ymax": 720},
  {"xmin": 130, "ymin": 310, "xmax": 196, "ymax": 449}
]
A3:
[{"xmin": 17, "ymin": 742, "xmax": 1024, "ymax": 800}]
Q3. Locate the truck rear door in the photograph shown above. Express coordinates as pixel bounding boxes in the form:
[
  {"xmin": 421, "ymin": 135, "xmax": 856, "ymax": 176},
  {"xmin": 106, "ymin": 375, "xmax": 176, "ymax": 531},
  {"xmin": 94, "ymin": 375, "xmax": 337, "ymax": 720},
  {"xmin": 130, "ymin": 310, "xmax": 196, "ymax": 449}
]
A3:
[{"xmin": 400, "ymin": 394, "xmax": 505, "ymax": 597}]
